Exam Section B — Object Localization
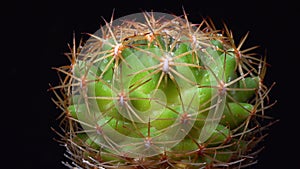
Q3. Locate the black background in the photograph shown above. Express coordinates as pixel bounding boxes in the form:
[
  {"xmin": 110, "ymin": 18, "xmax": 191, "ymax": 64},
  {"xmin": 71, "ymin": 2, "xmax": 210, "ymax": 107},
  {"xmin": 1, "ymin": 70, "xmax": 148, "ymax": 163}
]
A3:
[{"xmin": 2, "ymin": 0, "xmax": 299, "ymax": 168}]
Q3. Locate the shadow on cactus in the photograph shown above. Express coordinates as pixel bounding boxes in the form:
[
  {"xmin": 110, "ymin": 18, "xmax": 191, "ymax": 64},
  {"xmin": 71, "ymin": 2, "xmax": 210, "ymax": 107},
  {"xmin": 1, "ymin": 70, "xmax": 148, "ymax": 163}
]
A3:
[{"xmin": 49, "ymin": 11, "xmax": 277, "ymax": 169}]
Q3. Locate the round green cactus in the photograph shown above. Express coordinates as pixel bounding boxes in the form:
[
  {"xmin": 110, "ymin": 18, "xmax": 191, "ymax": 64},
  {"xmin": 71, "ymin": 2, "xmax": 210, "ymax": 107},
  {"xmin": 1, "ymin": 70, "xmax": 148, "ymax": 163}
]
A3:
[{"xmin": 50, "ymin": 11, "xmax": 276, "ymax": 168}]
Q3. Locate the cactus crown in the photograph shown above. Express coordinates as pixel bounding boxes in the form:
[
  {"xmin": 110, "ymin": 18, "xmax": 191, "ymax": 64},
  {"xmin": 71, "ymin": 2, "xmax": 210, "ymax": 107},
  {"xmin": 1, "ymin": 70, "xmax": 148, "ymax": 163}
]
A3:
[{"xmin": 50, "ymin": 11, "xmax": 276, "ymax": 168}]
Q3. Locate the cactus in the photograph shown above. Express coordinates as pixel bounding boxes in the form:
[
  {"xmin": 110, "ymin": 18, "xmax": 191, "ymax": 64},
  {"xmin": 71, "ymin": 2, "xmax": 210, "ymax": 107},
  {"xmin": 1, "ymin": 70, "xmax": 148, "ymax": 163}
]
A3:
[{"xmin": 50, "ymin": 11, "xmax": 276, "ymax": 168}]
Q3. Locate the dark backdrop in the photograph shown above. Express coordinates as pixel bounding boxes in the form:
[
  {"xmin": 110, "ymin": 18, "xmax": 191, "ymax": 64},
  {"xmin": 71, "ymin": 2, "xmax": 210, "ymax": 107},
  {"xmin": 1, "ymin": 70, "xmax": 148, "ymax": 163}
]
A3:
[{"xmin": 2, "ymin": 0, "xmax": 298, "ymax": 168}]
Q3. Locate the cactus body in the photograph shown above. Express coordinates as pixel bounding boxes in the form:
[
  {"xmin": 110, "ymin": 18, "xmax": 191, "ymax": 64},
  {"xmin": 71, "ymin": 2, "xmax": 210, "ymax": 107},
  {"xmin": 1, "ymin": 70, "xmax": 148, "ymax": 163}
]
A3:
[{"xmin": 51, "ymin": 11, "xmax": 275, "ymax": 168}]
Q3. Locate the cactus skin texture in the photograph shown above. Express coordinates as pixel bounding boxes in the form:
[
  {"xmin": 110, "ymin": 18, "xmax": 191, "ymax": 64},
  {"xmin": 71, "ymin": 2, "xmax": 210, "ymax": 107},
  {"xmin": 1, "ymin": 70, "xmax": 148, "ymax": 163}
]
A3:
[{"xmin": 50, "ymin": 11, "xmax": 276, "ymax": 169}]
